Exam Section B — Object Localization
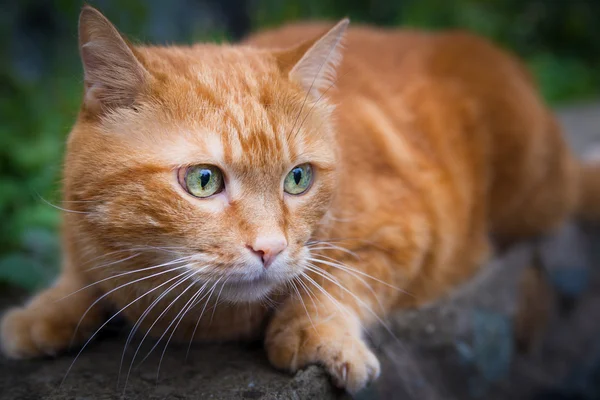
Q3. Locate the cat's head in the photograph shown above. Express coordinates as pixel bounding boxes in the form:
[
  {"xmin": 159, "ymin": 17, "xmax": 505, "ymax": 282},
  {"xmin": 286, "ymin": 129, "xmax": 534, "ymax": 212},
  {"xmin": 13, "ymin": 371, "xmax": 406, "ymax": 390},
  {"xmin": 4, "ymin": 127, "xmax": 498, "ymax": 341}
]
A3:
[{"xmin": 65, "ymin": 6, "xmax": 348, "ymax": 302}]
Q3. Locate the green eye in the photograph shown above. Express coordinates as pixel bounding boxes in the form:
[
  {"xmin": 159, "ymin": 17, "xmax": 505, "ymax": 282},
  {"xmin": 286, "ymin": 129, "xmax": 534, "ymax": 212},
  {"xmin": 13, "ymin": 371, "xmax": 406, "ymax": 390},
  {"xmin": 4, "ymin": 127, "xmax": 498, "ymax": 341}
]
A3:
[
  {"xmin": 184, "ymin": 165, "xmax": 224, "ymax": 198},
  {"xmin": 284, "ymin": 164, "xmax": 313, "ymax": 195}
]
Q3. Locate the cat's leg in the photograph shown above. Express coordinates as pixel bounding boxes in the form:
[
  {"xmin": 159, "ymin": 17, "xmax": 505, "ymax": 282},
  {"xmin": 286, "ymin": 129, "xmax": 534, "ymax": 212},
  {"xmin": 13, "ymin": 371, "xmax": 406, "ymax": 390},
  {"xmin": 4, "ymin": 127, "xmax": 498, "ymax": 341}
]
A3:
[
  {"xmin": 265, "ymin": 250, "xmax": 401, "ymax": 393},
  {"xmin": 1, "ymin": 269, "xmax": 104, "ymax": 359}
]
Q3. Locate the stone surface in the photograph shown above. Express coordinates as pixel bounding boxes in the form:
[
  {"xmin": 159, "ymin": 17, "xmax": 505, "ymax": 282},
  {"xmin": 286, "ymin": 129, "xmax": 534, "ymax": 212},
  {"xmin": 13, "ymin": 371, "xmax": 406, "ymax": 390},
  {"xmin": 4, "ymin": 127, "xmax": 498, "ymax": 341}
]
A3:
[
  {"xmin": 1, "ymin": 104, "xmax": 600, "ymax": 399},
  {"xmin": 0, "ymin": 305, "xmax": 343, "ymax": 399},
  {"xmin": 361, "ymin": 224, "xmax": 600, "ymax": 400}
]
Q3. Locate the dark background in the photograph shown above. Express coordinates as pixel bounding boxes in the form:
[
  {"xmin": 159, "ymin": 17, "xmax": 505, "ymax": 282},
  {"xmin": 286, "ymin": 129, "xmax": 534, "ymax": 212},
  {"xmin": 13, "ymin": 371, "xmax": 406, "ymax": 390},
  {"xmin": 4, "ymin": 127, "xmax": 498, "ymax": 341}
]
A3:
[{"xmin": 1, "ymin": 0, "xmax": 600, "ymax": 290}]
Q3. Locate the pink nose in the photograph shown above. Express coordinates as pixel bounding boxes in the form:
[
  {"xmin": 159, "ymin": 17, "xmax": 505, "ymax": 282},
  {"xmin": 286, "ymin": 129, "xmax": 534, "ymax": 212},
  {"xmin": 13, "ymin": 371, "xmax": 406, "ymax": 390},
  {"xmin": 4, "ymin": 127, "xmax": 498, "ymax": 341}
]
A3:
[{"xmin": 249, "ymin": 236, "xmax": 287, "ymax": 268}]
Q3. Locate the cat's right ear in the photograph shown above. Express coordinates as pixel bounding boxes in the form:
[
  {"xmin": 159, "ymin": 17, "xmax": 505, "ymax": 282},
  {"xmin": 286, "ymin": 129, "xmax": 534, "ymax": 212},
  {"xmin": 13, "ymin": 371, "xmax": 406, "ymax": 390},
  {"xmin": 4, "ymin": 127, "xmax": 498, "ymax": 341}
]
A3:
[
  {"xmin": 78, "ymin": 6, "xmax": 150, "ymax": 114},
  {"xmin": 275, "ymin": 19, "xmax": 349, "ymax": 98}
]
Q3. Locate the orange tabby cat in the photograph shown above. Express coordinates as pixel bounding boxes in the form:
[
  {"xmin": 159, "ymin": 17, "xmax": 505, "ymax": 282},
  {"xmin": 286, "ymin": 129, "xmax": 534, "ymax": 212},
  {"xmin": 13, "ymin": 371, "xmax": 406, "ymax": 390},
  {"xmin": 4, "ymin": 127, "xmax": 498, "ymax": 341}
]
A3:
[{"xmin": 1, "ymin": 6, "xmax": 599, "ymax": 393}]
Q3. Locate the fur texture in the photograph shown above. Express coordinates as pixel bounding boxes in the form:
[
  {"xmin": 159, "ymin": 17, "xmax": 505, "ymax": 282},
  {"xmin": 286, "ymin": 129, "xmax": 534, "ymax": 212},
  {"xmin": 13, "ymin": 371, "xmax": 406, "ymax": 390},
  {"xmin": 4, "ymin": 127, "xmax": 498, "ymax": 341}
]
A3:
[{"xmin": 2, "ymin": 6, "xmax": 599, "ymax": 393}]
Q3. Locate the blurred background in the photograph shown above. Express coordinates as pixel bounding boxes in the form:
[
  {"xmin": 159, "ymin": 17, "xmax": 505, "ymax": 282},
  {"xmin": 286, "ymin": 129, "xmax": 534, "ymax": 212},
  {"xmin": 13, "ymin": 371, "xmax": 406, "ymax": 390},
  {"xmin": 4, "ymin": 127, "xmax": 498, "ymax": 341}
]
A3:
[{"xmin": 1, "ymin": 0, "xmax": 600, "ymax": 290}]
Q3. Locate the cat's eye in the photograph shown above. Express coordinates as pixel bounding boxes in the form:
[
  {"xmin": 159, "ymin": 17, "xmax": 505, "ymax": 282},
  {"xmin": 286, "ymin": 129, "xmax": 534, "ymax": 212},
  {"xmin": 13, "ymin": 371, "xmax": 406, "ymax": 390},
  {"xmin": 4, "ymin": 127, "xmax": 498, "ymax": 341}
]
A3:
[
  {"xmin": 182, "ymin": 165, "xmax": 224, "ymax": 198},
  {"xmin": 284, "ymin": 164, "xmax": 313, "ymax": 195}
]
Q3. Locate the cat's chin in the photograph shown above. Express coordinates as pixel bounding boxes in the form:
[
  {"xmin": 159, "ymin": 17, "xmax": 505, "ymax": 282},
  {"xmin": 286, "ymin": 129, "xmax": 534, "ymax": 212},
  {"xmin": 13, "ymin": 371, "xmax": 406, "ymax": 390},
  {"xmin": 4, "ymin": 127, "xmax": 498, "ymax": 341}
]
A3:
[{"xmin": 218, "ymin": 277, "xmax": 280, "ymax": 303}]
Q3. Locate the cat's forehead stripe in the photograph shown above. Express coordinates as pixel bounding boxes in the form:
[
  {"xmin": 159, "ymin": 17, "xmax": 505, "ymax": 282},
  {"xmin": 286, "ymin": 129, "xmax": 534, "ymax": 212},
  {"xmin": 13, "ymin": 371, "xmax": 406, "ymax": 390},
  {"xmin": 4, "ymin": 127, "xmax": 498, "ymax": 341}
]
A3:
[{"xmin": 204, "ymin": 132, "xmax": 225, "ymax": 163}]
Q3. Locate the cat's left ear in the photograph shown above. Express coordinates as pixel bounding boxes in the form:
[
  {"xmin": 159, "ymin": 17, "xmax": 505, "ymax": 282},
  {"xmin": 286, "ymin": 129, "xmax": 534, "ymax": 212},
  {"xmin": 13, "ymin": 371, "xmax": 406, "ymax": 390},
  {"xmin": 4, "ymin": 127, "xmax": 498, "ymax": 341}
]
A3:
[
  {"xmin": 277, "ymin": 19, "xmax": 349, "ymax": 98},
  {"xmin": 78, "ymin": 5, "xmax": 151, "ymax": 114}
]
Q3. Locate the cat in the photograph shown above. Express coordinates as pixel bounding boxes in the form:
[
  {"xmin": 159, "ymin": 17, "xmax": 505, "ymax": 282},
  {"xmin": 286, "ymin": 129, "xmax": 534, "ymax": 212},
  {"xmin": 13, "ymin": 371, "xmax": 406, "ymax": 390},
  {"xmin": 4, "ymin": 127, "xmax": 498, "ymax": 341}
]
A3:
[{"xmin": 2, "ymin": 5, "xmax": 599, "ymax": 393}]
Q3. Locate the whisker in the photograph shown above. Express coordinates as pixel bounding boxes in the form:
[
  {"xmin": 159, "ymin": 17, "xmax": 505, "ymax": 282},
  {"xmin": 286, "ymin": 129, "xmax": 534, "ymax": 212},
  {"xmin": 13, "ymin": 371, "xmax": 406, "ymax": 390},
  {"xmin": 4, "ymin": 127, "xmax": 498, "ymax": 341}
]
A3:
[
  {"xmin": 123, "ymin": 270, "xmax": 202, "ymax": 391},
  {"xmin": 258, "ymin": 295, "xmax": 274, "ymax": 309},
  {"xmin": 305, "ymin": 264, "xmax": 373, "ymax": 311},
  {"xmin": 308, "ymin": 256, "xmax": 392, "ymax": 313},
  {"xmin": 306, "ymin": 241, "xmax": 360, "ymax": 259},
  {"xmin": 61, "ymin": 268, "xmax": 193, "ymax": 387},
  {"xmin": 156, "ymin": 275, "xmax": 213, "ymax": 381},
  {"xmin": 80, "ymin": 246, "xmax": 189, "ymax": 270},
  {"xmin": 307, "ymin": 256, "xmax": 405, "ymax": 293},
  {"xmin": 37, "ymin": 194, "xmax": 89, "ymax": 214},
  {"xmin": 290, "ymin": 278, "xmax": 316, "ymax": 332},
  {"xmin": 306, "ymin": 237, "xmax": 376, "ymax": 247},
  {"xmin": 69, "ymin": 258, "xmax": 192, "ymax": 345},
  {"xmin": 58, "ymin": 256, "xmax": 193, "ymax": 303},
  {"xmin": 79, "ymin": 248, "xmax": 141, "ymax": 269},
  {"xmin": 299, "ymin": 272, "xmax": 350, "ymax": 322},
  {"xmin": 295, "ymin": 274, "xmax": 322, "ymax": 317},
  {"xmin": 300, "ymin": 270, "xmax": 377, "ymax": 342},
  {"xmin": 304, "ymin": 265, "xmax": 399, "ymax": 342},
  {"xmin": 59, "ymin": 199, "xmax": 101, "ymax": 203},
  {"xmin": 85, "ymin": 252, "xmax": 141, "ymax": 272},
  {"xmin": 209, "ymin": 278, "xmax": 229, "ymax": 326},
  {"xmin": 185, "ymin": 277, "xmax": 223, "ymax": 361},
  {"xmin": 117, "ymin": 266, "xmax": 207, "ymax": 385},
  {"xmin": 307, "ymin": 260, "xmax": 385, "ymax": 316}
]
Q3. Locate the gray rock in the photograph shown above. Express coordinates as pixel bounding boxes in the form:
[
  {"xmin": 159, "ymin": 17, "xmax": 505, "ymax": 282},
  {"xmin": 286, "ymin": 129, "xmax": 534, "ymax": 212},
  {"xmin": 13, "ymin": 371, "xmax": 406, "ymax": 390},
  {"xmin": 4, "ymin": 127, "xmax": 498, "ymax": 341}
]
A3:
[{"xmin": 0, "ymin": 321, "xmax": 343, "ymax": 399}]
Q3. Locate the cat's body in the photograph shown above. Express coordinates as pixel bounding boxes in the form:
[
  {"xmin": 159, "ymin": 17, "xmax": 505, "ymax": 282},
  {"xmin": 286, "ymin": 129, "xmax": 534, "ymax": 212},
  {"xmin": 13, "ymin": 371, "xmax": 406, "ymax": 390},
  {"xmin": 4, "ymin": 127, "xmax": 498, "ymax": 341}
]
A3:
[
  {"xmin": 249, "ymin": 24, "xmax": 581, "ymax": 305},
  {"xmin": 2, "ymin": 7, "xmax": 599, "ymax": 393}
]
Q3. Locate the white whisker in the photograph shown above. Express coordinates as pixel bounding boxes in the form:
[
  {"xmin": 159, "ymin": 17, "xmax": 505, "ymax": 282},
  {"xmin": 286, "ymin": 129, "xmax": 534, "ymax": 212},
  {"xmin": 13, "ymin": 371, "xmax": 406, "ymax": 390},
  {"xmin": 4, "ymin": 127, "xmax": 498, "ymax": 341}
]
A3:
[
  {"xmin": 290, "ymin": 278, "xmax": 316, "ymax": 332},
  {"xmin": 209, "ymin": 278, "xmax": 229, "ymax": 325},
  {"xmin": 61, "ymin": 268, "xmax": 193, "ymax": 386},
  {"xmin": 117, "ymin": 266, "xmax": 207, "ymax": 385},
  {"xmin": 307, "ymin": 256, "xmax": 405, "ymax": 292},
  {"xmin": 58, "ymin": 256, "xmax": 192, "ymax": 303},
  {"xmin": 156, "ymin": 275, "xmax": 213, "ymax": 380},
  {"xmin": 38, "ymin": 195, "xmax": 89, "ymax": 214},
  {"xmin": 295, "ymin": 274, "xmax": 321, "ymax": 317},
  {"xmin": 85, "ymin": 252, "xmax": 141, "ymax": 272},
  {"xmin": 299, "ymin": 272, "xmax": 350, "ymax": 321},
  {"xmin": 123, "ymin": 271, "xmax": 202, "ymax": 391},
  {"xmin": 308, "ymin": 258, "xmax": 386, "ymax": 314},
  {"xmin": 185, "ymin": 277, "xmax": 223, "ymax": 361},
  {"xmin": 306, "ymin": 242, "xmax": 360, "ymax": 259},
  {"xmin": 304, "ymin": 265, "xmax": 399, "ymax": 342},
  {"xmin": 80, "ymin": 246, "xmax": 188, "ymax": 271}
]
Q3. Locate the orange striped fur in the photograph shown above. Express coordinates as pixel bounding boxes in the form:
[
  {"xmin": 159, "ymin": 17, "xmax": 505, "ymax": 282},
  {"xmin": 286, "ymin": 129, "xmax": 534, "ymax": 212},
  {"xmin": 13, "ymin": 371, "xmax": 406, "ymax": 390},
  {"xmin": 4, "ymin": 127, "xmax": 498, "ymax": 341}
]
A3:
[{"xmin": 2, "ymin": 6, "xmax": 599, "ymax": 393}]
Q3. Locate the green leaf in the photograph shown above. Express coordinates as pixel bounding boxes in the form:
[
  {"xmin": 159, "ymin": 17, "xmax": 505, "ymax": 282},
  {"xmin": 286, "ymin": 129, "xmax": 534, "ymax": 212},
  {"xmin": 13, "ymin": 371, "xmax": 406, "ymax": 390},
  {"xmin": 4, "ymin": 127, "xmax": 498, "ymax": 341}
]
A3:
[{"xmin": 0, "ymin": 254, "xmax": 52, "ymax": 292}]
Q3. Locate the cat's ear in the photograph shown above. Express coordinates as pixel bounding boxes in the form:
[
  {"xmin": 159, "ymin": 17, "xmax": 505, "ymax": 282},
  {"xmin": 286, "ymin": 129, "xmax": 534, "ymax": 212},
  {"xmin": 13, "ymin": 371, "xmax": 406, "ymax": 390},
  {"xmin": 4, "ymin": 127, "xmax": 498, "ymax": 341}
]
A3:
[
  {"xmin": 78, "ymin": 6, "xmax": 150, "ymax": 113},
  {"xmin": 277, "ymin": 19, "xmax": 349, "ymax": 98}
]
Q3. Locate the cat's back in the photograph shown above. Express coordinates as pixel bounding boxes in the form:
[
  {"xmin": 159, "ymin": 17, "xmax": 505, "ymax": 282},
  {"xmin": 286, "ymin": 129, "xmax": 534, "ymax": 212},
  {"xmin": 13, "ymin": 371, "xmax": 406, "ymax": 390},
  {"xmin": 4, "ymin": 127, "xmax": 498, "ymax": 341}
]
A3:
[
  {"xmin": 244, "ymin": 22, "xmax": 431, "ymax": 72},
  {"xmin": 243, "ymin": 22, "xmax": 530, "ymax": 100},
  {"xmin": 244, "ymin": 23, "xmax": 431, "ymax": 94}
]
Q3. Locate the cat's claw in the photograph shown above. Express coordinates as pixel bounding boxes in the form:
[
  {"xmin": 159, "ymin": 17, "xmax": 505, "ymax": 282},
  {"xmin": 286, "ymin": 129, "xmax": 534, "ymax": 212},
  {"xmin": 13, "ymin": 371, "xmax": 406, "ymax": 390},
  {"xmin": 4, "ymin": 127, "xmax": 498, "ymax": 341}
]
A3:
[{"xmin": 326, "ymin": 347, "xmax": 380, "ymax": 392}]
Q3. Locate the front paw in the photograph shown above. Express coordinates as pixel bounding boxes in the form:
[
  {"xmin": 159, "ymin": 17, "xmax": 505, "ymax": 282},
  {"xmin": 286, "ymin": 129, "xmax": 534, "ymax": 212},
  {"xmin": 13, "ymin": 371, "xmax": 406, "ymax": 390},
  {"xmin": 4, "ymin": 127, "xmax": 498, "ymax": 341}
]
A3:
[
  {"xmin": 1, "ymin": 306, "xmax": 77, "ymax": 359},
  {"xmin": 265, "ymin": 315, "xmax": 380, "ymax": 393}
]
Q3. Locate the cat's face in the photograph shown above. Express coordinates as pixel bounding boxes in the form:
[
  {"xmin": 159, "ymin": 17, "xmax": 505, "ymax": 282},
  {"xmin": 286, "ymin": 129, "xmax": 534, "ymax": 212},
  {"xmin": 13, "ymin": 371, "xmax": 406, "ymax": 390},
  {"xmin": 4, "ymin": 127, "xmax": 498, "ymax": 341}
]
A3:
[{"xmin": 66, "ymin": 9, "xmax": 347, "ymax": 302}]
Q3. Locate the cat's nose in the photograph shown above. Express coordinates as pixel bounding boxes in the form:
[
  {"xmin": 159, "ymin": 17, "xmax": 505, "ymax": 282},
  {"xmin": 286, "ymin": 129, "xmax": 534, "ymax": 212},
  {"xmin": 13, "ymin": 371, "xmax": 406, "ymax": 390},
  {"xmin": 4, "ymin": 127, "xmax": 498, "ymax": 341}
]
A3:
[{"xmin": 249, "ymin": 236, "xmax": 287, "ymax": 268}]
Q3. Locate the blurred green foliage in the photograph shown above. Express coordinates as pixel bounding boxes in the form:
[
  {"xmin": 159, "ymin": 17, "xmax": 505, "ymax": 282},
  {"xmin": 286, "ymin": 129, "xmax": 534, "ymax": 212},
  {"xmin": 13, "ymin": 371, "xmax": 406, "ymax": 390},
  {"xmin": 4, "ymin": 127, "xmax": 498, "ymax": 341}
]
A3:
[{"xmin": 1, "ymin": 0, "xmax": 599, "ymax": 291}]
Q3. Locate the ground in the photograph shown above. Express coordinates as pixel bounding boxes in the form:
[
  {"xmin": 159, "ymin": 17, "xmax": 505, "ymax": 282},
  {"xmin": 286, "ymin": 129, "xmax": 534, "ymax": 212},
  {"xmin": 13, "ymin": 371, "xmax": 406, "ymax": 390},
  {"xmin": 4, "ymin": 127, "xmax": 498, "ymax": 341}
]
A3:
[{"xmin": 1, "ymin": 103, "xmax": 600, "ymax": 399}]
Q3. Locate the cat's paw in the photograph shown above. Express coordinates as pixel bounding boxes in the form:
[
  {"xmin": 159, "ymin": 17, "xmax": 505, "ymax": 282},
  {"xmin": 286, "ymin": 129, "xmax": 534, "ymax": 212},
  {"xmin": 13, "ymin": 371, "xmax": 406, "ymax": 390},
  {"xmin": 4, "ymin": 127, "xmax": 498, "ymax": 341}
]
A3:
[
  {"xmin": 265, "ymin": 316, "xmax": 380, "ymax": 393},
  {"xmin": 1, "ymin": 305, "xmax": 76, "ymax": 359}
]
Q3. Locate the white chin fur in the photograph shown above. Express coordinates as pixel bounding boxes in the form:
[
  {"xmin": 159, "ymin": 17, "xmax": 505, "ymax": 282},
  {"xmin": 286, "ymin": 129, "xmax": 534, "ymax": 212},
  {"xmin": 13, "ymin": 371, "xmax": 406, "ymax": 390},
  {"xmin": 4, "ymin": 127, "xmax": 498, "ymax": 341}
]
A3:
[{"xmin": 219, "ymin": 280, "xmax": 278, "ymax": 303}]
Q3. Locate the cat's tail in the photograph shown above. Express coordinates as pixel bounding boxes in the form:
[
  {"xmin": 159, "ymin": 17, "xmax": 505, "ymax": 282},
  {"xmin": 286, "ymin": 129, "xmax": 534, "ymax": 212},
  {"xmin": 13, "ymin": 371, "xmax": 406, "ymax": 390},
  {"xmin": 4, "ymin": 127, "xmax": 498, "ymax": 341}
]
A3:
[{"xmin": 576, "ymin": 149, "xmax": 600, "ymax": 221}]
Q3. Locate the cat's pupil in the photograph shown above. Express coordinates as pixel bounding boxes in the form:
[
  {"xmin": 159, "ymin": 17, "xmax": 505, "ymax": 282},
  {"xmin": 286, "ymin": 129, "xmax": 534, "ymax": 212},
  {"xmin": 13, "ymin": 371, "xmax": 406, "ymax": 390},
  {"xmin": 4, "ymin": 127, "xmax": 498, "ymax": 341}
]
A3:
[
  {"xmin": 293, "ymin": 169, "xmax": 302, "ymax": 185},
  {"xmin": 200, "ymin": 170, "xmax": 211, "ymax": 188}
]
